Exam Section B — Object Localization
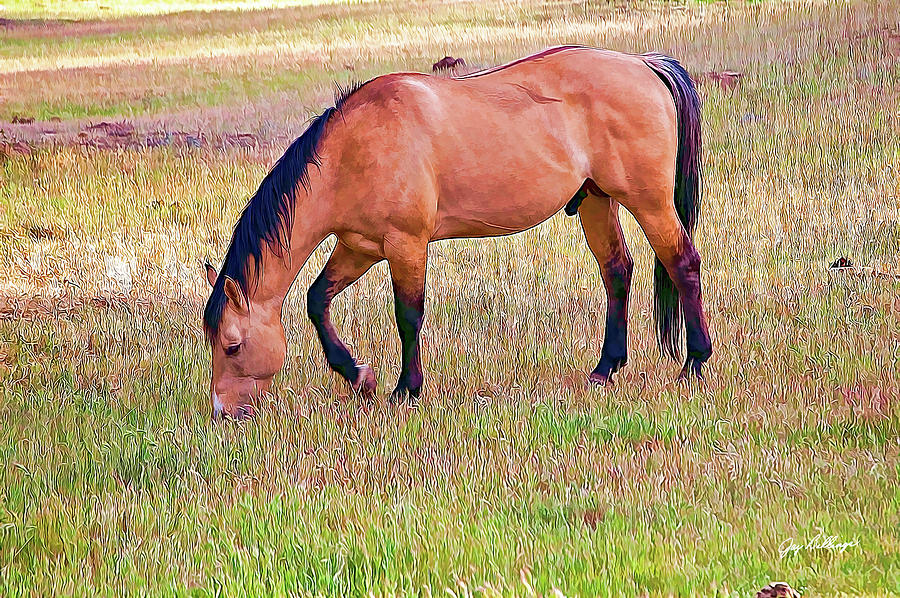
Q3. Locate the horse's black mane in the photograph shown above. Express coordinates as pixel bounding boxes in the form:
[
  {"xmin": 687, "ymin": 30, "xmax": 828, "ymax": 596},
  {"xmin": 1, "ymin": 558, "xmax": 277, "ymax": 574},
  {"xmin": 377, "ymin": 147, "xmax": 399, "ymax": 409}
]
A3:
[{"xmin": 204, "ymin": 82, "xmax": 364, "ymax": 340}]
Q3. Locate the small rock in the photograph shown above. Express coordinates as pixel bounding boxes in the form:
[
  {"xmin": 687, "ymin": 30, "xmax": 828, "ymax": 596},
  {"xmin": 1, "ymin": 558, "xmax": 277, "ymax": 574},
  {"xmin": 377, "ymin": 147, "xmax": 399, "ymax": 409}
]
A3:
[
  {"xmin": 829, "ymin": 256, "xmax": 854, "ymax": 270},
  {"xmin": 756, "ymin": 582, "xmax": 800, "ymax": 598}
]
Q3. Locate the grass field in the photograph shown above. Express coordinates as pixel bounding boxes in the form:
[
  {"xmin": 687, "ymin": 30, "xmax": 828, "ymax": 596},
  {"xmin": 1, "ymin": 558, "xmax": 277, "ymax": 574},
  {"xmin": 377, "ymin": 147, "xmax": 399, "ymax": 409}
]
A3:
[{"xmin": 1, "ymin": 0, "xmax": 899, "ymax": 595}]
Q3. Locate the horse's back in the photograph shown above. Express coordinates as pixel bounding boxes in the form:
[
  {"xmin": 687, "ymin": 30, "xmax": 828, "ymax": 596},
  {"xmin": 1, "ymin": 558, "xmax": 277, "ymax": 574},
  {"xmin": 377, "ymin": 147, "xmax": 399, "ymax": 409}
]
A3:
[{"xmin": 327, "ymin": 46, "xmax": 678, "ymax": 240}]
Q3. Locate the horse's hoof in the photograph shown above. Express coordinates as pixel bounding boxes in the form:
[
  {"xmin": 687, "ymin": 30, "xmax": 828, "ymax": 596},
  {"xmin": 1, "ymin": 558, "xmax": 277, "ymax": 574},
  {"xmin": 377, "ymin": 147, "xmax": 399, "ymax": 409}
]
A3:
[
  {"xmin": 390, "ymin": 385, "xmax": 420, "ymax": 406},
  {"xmin": 588, "ymin": 357, "xmax": 625, "ymax": 387},
  {"xmin": 676, "ymin": 358, "xmax": 705, "ymax": 384},
  {"xmin": 588, "ymin": 372, "xmax": 613, "ymax": 387},
  {"xmin": 352, "ymin": 363, "xmax": 377, "ymax": 395}
]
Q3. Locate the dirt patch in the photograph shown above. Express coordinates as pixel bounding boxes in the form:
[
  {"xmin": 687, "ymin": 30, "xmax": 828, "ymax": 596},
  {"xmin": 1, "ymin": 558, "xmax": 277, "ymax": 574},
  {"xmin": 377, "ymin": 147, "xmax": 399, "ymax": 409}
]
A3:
[
  {"xmin": 79, "ymin": 124, "xmax": 267, "ymax": 151},
  {"xmin": 221, "ymin": 132, "xmax": 260, "ymax": 149},
  {"xmin": 0, "ymin": 292, "xmax": 200, "ymax": 322},
  {"xmin": 0, "ymin": 141, "xmax": 32, "ymax": 157},
  {"xmin": 0, "ymin": 18, "xmax": 75, "ymax": 30},
  {"xmin": 3, "ymin": 114, "xmax": 277, "ymax": 154},
  {"xmin": 83, "ymin": 120, "xmax": 134, "ymax": 136}
]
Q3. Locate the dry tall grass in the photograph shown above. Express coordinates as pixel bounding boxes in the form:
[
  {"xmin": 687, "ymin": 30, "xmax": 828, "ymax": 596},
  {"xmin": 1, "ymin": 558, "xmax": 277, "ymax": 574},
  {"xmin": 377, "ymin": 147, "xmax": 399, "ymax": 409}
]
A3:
[{"xmin": 1, "ymin": 1, "xmax": 898, "ymax": 595}]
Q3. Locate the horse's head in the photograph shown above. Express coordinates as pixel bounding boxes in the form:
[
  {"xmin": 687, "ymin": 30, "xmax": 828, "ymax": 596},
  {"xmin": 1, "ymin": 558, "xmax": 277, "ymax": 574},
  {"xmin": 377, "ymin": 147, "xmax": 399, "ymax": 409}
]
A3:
[{"xmin": 205, "ymin": 263, "xmax": 286, "ymax": 419}]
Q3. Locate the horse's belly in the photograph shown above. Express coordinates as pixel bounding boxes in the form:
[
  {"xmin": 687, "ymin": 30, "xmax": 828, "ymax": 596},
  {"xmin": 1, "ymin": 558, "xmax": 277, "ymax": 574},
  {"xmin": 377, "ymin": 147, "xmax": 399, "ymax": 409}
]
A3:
[{"xmin": 432, "ymin": 178, "xmax": 578, "ymax": 239}]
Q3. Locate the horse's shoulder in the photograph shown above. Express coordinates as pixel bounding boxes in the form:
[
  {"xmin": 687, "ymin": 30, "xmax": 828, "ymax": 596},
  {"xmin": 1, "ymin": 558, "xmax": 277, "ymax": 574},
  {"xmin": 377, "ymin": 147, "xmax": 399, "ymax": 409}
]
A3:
[{"xmin": 345, "ymin": 73, "xmax": 444, "ymax": 123}]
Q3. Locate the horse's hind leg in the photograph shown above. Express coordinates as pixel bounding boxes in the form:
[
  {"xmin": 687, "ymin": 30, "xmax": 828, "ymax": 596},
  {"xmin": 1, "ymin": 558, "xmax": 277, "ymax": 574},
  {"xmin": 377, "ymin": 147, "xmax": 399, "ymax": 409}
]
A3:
[
  {"xmin": 627, "ymin": 200, "xmax": 712, "ymax": 379},
  {"xmin": 578, "ymin": 192, "xmax": 634, "ymax": 385},
  {"xmin": 307, "ymin": 241, "xmax": 381, "ymax": 393}
]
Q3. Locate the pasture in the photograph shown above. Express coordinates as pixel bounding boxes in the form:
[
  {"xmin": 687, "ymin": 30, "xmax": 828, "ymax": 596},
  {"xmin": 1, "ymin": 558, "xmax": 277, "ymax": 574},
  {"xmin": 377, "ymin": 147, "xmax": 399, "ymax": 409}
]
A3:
[{"xmin": 1, "ymin": 0, "xmax": 899, "ymax": 595}]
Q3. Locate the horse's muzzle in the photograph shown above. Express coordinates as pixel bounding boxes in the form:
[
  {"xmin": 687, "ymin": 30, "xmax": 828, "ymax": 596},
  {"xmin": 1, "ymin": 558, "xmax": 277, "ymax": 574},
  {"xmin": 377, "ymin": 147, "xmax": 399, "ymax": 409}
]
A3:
[{"xmin": 211, "ymin": 389, "xmax": 256, "ymax": 421}]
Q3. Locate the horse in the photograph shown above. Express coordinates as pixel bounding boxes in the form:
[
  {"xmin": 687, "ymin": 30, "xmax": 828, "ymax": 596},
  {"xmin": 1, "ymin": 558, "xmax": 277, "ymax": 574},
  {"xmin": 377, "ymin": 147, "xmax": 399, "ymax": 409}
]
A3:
[{"xmin": 203, "ymin": 45, "xmax": 712, "ymax": 419}]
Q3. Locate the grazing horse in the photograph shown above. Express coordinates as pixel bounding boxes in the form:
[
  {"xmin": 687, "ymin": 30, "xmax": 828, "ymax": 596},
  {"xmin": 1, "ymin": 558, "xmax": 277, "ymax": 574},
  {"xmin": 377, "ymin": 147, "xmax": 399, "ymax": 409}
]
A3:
[{"xmin": 203, "ymin": 45, "xmax": 712, "ymax": 419}]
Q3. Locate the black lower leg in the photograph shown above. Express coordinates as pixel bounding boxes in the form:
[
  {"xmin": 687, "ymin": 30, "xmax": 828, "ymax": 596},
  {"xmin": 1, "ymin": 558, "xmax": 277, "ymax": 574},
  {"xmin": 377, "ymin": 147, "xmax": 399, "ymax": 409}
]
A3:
[
  {"xmin": 392, "ymin": 291, "xmax": 424, "ymax": 400},
  {"xmin": 590, "ymin": 253, "xmax": 633, "ymax": 383},
  {"xmin": 669, "ymin": 234, "xmax": 712, "ymax": 378},
  {"xmin": 306, "ymin": 270, "xmax": 360, "ymax": 383}
]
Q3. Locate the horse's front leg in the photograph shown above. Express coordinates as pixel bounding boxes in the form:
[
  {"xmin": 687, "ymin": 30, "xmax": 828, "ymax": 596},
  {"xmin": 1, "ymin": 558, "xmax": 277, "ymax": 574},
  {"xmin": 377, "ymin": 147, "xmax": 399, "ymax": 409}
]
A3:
[
  {"xmin": 307, "ymin": 241, "xmax": 381, "ymax": 394},
  {"xmin": 386, "ymin": 237, "xmax": 428, "ymax": 403}
]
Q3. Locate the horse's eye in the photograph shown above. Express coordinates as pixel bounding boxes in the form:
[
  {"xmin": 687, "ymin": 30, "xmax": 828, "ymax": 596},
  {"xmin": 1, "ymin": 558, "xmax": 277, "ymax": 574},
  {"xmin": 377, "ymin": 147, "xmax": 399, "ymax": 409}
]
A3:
[{"xmin": 224, "ymin": 343, "xmax": 241, "ymax": 356}]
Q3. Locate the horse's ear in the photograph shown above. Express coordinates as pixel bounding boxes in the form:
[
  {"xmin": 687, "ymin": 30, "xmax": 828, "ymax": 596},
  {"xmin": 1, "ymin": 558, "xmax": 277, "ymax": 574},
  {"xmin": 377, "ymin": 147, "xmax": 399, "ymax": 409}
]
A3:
[
  {"xmin": 205, "ymin": 261, "xmax": 218, "ymax": 287},
  {"xmin": 223, "ymin": 276, "xmax": 248, "ymax": 313}
]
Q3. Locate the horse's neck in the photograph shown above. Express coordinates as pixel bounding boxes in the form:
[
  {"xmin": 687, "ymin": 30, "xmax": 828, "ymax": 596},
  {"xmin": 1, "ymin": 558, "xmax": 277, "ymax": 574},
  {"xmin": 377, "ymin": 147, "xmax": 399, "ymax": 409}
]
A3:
[
  {"xmin": 249, "ymin": 217, "xmax": 330, "ymax": 310},
  {"xmin": 248, "ymin": 146, "xmax": 336, "ymax": 310}
]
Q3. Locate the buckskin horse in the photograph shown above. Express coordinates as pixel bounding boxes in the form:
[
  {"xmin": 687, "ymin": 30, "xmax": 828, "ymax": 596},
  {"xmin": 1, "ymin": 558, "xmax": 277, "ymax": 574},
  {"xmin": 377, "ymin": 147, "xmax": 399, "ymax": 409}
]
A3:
[{"xmin": 203, "ymin": 45, "xmax": 712, "ymax": 419}]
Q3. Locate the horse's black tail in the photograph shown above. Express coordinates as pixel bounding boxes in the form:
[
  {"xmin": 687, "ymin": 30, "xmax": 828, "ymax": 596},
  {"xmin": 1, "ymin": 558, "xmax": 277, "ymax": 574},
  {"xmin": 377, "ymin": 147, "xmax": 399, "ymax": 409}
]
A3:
[{"xmin": 642, "ymin": 53, "xmax": 703, "ymax": 360}]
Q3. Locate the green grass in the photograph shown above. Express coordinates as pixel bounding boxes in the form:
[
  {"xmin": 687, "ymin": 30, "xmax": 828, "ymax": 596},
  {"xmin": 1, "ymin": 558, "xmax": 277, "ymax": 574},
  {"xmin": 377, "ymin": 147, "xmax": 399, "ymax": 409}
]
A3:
[{"xmin": 1, "ymin": 0, "xmax": 900, "ymax": 596}]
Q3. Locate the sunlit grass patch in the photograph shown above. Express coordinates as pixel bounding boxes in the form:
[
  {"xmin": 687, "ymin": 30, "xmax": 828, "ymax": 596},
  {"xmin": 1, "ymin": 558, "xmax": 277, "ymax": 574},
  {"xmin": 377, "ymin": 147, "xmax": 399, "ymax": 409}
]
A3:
[
  {"xmin": 1, "ymin": 0, "xmax": 352, "ymax": 20},
  {"xmin": 1, "ymin": 0, "xmax": 899, "ymax": 595}
]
